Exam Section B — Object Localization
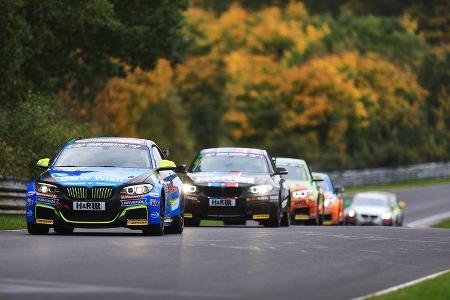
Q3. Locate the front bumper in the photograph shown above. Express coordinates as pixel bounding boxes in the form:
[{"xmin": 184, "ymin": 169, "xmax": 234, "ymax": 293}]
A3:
[
  {"xmin": 345, "ymin": 214, "xmax": 393, "ymax": 226},
  {"xmin": 290, "ymin": 197, "xmax": 318, "ymax": 221},
  {"xmin": 26, "ymin": 191, "xmax": 162, "ymax": 228},
  {"xmin": 184, "ymin": 192, "xmax": 280, "ymax": 221}
]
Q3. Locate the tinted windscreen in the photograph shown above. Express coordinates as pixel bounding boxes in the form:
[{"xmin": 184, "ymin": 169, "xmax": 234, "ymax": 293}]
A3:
[
  {"xmin": 54, "ymin": 143, "xmax": 151, "ymax": 168},
  {"xmin": 190, "ymin": 152, "xmax": 269, "ymax": 173},
  {"xmin": 353, "ymin": 197, "xmax": 388, "ymax": 207},
  {"xmin": 278, "ymin": 164, "xmax": 308, "ymax": 181}
]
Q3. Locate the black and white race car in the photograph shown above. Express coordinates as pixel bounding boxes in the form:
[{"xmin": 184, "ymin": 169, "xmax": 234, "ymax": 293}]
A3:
[{"xmin": 183, "ymin": 147, "xmax": 290, "ymax": 227}]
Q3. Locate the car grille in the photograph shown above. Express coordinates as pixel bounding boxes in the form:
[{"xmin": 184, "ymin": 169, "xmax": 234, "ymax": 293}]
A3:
[
  {"xmin": 66, "ymin": 187, "xmax": 114, "ymax": 200},
  {"xmin": 200, "ymin": 186, "xmax": 244, "ymax": 198}
]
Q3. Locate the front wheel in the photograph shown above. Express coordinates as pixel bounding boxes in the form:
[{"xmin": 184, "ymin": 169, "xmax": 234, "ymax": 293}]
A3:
[
  {"xmin": 264, "ymin": 204, "xmax": 281, "ymax": 227},
  {"xmin": 166, "ymin": 214, "xmax": 184, "ymax": 234},
  {"xmin": 27, "ymin": 223, "xmax": 49, "ymax": 235}
]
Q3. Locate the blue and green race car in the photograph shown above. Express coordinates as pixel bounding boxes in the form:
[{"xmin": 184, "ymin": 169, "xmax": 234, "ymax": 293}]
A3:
[{"xmin": 25, "ymin": 137, "xmax": 185, "ymax": 235}]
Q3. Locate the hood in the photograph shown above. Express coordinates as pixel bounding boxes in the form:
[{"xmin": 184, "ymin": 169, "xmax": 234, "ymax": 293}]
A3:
[
  {"xmin": 186, "ymin": 172, "xmax": 270, "ymax": 186},
  {"xmin": 40, "ymin": 167, "xmax": 154, "ymax": 187},
  {"xmin": 286, "ymin": 180, "xmax": 312, "ymax": 191},
  {"xmin": 351, "ymin": 205, "xmax": 390, "ymax": 216}
]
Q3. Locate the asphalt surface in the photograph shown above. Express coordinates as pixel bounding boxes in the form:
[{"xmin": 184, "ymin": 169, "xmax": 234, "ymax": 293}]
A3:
[{"xmin": 0, "ymin": 184, "xmax": 449, "ymax": 300}]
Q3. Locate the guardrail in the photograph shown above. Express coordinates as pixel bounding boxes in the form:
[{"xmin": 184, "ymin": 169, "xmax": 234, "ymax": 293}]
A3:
[
  {"xmin": 0, "ymin": 179, "xmax": 27, "ymax": 215},
  {"xmin": 1, "ymin": 161, "xmax": 450, "ymax": 214},
  {"xmin": 329, "ymin": 161, "xmax": 450, "ymax": 187}
]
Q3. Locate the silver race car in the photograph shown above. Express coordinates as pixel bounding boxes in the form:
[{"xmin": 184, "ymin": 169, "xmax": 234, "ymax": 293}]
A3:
[{"xmin": 345, "ymin": 192, "xmax": 405, "ymax": 226}]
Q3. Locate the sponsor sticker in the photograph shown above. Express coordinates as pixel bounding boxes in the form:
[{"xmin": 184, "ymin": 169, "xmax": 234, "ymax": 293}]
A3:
[
  {"xmin": 127, "ymin": 219, "xmax": 148, "ymax": 226},
  {"xmin": 150, "ymin": 212, "xmax": 159, "ymax": 218},
  {"xmin": 36, "ymin": 198, "xmax": 59, "ymax": 205},
  {"xmin": 209, "ymin": 198, "xmax": 236, "ymax": 207},
  {"xmin": 121, "ymin": 199, "xmax": 146, "ymax": 206},
  {"xmin": 294, "ymin": 214, "xmax": 310, "ymax": 220},
  {"xmin": 26, "ymin": 210, "xmax": 33, "ymax": 217},
  {"xmin": 150, "ymin": 200, "xmax": 160, "ymax": 206},
  {"xmin": 184, "ymin": 213, "xmax": 193, "ymax": 218},
  {"xmin": 253, "ymin": 214, "xmax": 270, "ymax": 220},
  {"xmin": 36, "ymin": 219, "xmax": 53, "ymax": 225},
  {"xmin": 73, "ymin": 202, "xmax": 105, "ymax": 211}
]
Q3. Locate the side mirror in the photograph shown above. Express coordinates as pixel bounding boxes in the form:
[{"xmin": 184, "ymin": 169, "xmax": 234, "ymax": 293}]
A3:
[
  {"xmin": 157, "ymin": 159, "xmax": 176, "ymax": 171},
  {"xmin": 313, "ymin": 175, "xmax": 324, "ymax": 182},
  {"xmin": 36, "ymin": 158, "xmax": 50, "ymax": 168},
  {"xmin": 398, "ymin": 201, "xmax": 406, "ymax": 209},
  {"xmin": 334, "ymin": 185, "xmax": 344, "ymax": 194},
  {"xmin": 275, "ymin": 167, "xmax": 288, "ymax": 175}
]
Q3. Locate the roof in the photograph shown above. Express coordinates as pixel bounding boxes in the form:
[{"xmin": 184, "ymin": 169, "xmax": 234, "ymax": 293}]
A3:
[
  {"xmin": 200, "ymin": 147, "xmax": 266, "ymax": 155},
  {"xmin": 353, "ymin": 191, "xmax": 396, "ymax": 199},
  {"xmin": 274, "ymin": 157, "xmax": 307, "ymax": 165},
  {"xmin": 75, "ymin": 137, "xmax": 151, "ymax": 145}
]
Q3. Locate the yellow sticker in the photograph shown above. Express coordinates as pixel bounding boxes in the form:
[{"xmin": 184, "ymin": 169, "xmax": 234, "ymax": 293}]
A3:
[
  {"xmin": 294, "ymin": 214, "xmax": 309, "ymax": 220},
  {"xmin": 253, "ymin": 214, "xmax": 270, "ymax": 220},
  {"xmin": 323, "ymin": 221, "xmax": 333, "ymax": 225},
  {"xmin": 36, "ymin": 219, "xmax": 53, "ymax": 225},
  {"xmin": 184, "ymin": 213, "xmax": 193, "ymax": 218},
  {"xmin": 127, "ymin": 219, "xmax": 148, "ymax": 226}
]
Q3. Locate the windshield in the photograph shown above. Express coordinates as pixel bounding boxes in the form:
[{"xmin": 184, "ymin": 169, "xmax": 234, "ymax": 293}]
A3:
[
  {"xmin": 278, "ymin": 163, "xmax": 308, "ymax": 181},
  {"xmin": 318, "ymin": 177, "xmax": 333, "ymax": 192},
  {"xmin": 54, "ymin": 143, "xmax": 151, "ymax": 168},
  {"xmin": 353, "ymin": 197, "xmax": 388, "ymax": 207},
  {"xmin": 190, "ymin": 152, "xmax": 269, "ymax": 173}
]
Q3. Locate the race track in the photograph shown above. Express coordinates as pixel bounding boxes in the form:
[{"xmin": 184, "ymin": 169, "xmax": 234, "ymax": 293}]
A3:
[{"xmin": 0, "ymin": 184, "xmax": 449, "ymax": 300}]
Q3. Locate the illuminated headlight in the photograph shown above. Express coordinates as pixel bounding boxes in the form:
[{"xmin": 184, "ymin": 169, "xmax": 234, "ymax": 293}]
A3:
[
  {"xmin": 36, "ymin": 183, "xmax": 58, "ymax": 195},
  {"xmin": 292, "ymin": 190, "xmax": 309, "ymax": 198},
  {"xmin": 121, "ymin": 184, "xmax": 152, "ymax": 196},
  {"xmin": 348, "ymin": 209, "xmax": 356, "ymax": 217},
  {"xmin": 382, "ymin": 211, "xmax": 392, "ymax": 220},
  {"xmin": 183, "ymin": 184, "xmax": 197, "ymax": 194},
  {"xmin": 250, "ymin": 185, "xmax": 273, "ymax": 194}
]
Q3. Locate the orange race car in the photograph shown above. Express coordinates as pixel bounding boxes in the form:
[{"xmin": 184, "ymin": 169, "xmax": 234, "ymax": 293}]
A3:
[
  {"xmin": 313, "ymin": 172, "xmax": 345, "ymax": 225},
  {"xmin": 275, "ymin": 158, "xmax": 324, "ymax": 225}
]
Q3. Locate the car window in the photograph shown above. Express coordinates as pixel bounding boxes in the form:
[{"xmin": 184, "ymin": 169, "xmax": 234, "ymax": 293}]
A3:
[
  {"xmin": 152, "ymin": 146, "xmax": 163, "ymax": 167},
  {"xmin": 54, "ymin": 143, "xmax": 151, "ymax": 168},
  {"xmin": 190, "ymin": 152, "xmax": 269, "ymax": 173},
  {"xmin": 353, "ymin": 196, "xmax": 389, "ymax": 207},
  {"xmin": 278, "ymin": 163, "xmax": 308, "ymax": 181}
]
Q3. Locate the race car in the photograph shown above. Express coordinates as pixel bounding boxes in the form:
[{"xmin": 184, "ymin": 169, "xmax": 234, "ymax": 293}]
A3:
[
  {"xmin": 274, "ymin": 158, "xmax": 324, "ymax": 225},
  {"xmin": 312, "ymin": 172, "xmax": 345, "ymax": 225},
  {"xmin": 25, "ymin": 137, "xmax": 185, "ymax": 235},
  {"xmin": 345, "ymin": 192, "xmax": 406, "ymax": 226},
  {"xmin": 183, "ymin": 147, "xmax": 290, "ymax": 227}
]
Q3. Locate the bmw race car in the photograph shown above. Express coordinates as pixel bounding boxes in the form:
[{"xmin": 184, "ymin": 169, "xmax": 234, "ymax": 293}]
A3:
[
  {"xmin": 345, "ymin": 192, "xmax": 405, "ymax": 226},
  {"xmin": 274, "ymin": 158, "xmax": 324, "ymax": 225},
  {"xmin": 25, "ymin": 137, "xmax": 185, "ymax": 235},
  {"xmin": 313, "ymin": 172, "xmax": 345, "ymax": 225},
  {"xmin": 183, "ymin": 148, "xmax": 290, "ymax": 227}
]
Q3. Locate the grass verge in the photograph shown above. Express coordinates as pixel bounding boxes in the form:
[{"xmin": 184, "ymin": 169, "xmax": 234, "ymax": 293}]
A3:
[
  {"xmin": 346, "ymin": 177, "xmax": 450, "ymax": 193},
  {"xmin": 432, "ymin": 218, "xmax": 450, "ymax": 229},
  {"xmin": 368, "ymin": 270, "xmax": 450, "ymax": 300},
  {"xmin": 0, "ymin": 214, "xmax": 26, "ymax": 230}
]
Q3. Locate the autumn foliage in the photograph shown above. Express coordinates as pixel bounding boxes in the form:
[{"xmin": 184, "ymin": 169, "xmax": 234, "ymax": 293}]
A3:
[{"xmin": 95, "ymin": 2, "xmax": 445, "ymax": 170}]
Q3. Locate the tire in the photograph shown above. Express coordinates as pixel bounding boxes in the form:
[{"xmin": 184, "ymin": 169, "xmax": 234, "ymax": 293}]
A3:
[
  {"xmin": 27, "ymin": 223, "xmax": 49, "ymax": 235},
  {"xmin": 166, "ymin": 214, "xmax": 184, "ymax": 234},
  {"xmin": 281, "ymin": 209, "xmax": 290, "ymax": 227},
  {"xmin": 143, "ymin": 196, "xmax": 165, "ymax": 236},
  {"xmin": 184, "ymin": 218, "xmax": 201, "ymax": 227},
  {"xmin": 264, "ymin": 204, "xmax": 281, "ymax": 228},
  {"xmin": 224, "ymin": 220, "xmax": 246, "ymax": 226},
  {"xmin": 54, "ymin": 226, "xmax": 74, "ymax": 235}
]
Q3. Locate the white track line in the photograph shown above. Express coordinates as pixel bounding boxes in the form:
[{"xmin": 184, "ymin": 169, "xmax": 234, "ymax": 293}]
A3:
[
  {"xmin": 407, "ymin": 211, "xmax": 450, "ymax": 228},
  {"xmin": 352, "ymin": 269, "xmax": 450, "ymax": 300}
]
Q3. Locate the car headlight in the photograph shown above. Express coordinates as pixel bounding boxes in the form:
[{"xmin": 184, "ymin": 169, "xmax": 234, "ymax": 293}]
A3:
[
  {"xmin": 183, "ymin": 183, "xmax": 197, "ymax": 194},
  {"xmin": 250, "ymin": 185, "xmax": 273, "ymax": 194},
  {"xmin": 348, "ymin": 209, "xmax": 356, "ymax": 217},
  {"xmin": 121, "ymin": 184, "xmax": 153, "ymax": 196},
  {"xmin": 36, "ymin": 182, "xmax": 58, "ymax": 195},
  {"xmin": 382, "ymin": 211, "xmax": 392, "ymax": 220},
  {"xmin": 292, "ymin": 190, "xmax": 309, "ymax": 198}
]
